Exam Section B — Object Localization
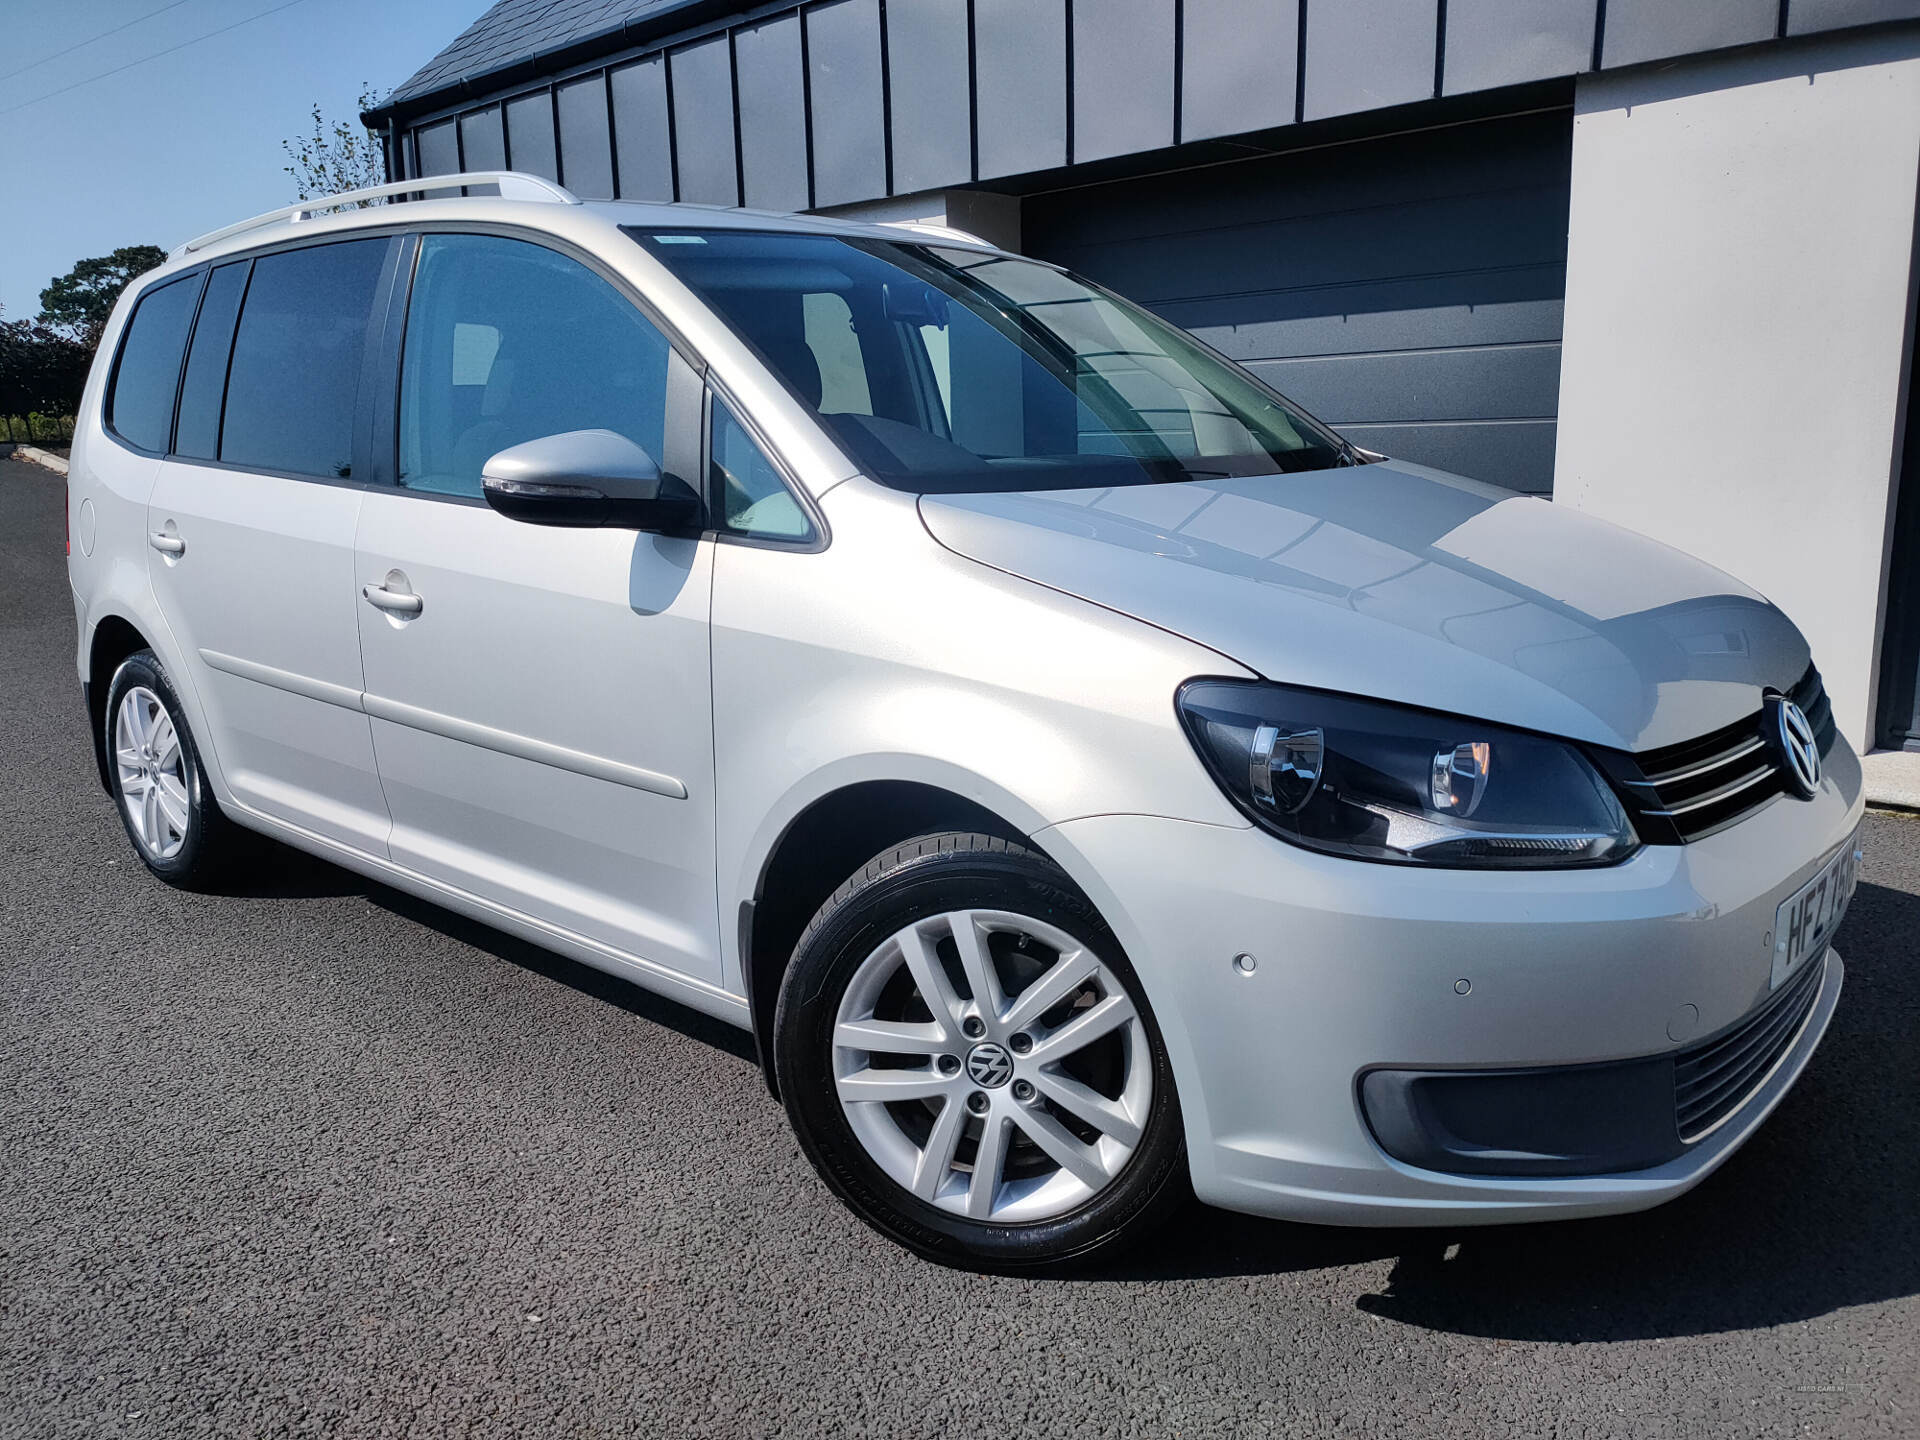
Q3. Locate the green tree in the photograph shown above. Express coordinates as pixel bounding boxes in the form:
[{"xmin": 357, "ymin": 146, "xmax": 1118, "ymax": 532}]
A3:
[
  {"xmin": 283, "ymin": 86, "xmax": 388, "ymax": 202},
  {"xmin": 0, "ymin": 318, "xmax": 92, "ymax": 437},
  {"xmin": 38, "ymin": 245, "xmax": 169, "ymax": 345}
]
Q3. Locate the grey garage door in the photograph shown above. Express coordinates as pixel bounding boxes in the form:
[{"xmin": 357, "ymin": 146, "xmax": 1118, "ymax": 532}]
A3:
[{"xmin": 1022, "ymin": 110, "xmax": 1573, "ymax": 493}]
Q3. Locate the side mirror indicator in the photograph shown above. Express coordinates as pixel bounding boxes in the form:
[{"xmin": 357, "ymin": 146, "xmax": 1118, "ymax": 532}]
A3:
[{"xmin": 480, "ymin": 429, "xmax": 699, "ymax": 531}]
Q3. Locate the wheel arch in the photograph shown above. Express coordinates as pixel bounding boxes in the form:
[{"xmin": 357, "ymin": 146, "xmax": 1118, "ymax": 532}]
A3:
[
  {"xmin": 85, "ymin": 612, "xmax": 152, "ymax": 794},
  {"xmin": 741, "ymin": 779, "xmax": 1031, "ymax": 1097}
]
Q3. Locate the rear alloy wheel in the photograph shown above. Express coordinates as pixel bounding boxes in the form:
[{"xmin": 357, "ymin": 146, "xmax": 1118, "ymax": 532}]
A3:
[
  {"xmin": 104, "ymin": 650, "xmax": 240, "ymax": 887},
  {"xmin": 775, "ymin": 832, "xmax": 1185, "ymax": 1269},
  {"xmin": 114, "ymin": 685, "xmax": 189, "ymax": 861}
]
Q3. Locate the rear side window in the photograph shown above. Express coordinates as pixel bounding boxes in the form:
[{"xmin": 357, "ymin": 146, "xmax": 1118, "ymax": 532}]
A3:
[
  {"xmin": 397, "ymin": 234, "xmax": 672, "ymax": 498},
  {"xmin": 221, "ymin": 239, "xmax": 388, "ymax": 478},
  {"xmin": 172, "ymin": 261, "xmax": 249, "ymax": 461},
  {"xmin": 106, "ymin": 274, "xmax": 200, "ymax": 453}
]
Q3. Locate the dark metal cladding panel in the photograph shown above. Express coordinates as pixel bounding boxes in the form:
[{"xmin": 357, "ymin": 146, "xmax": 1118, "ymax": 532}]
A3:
[
  {"xmin": 1181, "ymin": 0, "xmax": 1299, "ymax": 142},
  {"xmin": 974, "ymin": 0, "xmax": 1068, "ymax": 180},
  {"xmin": 1601, "ymin": 0, "xmax": 1778, "ymax": 67},
  {"xmin": 1787, "ymin": 0, "xmax": 1920, "ymax": 29},
  {"xmin": 1023, "ymin": 111, "xmax": 1572, "ymax": 493},
  {"xmin": 506, "ymin": 91, "xmax": 559, "ymax": 180},
  {"xmin": 670, "ymin": 34, "xmax": 739, "ymax": 206},
  {"xmin": 734, "ymin": 14, "xmax": 810, "ymax": 211},
  {"xmin": 557, "ymin": 73, "xmax": 616, "ymax": 198},
  {"xmin": 1303, "ymin": 0, "xmax": 1440, "ymax": 121},
  {"xmin": 1443, "ymin": 0, "xmax": 1598, "ymax": 94},
  {"xmin": 415, "ymin": 119, "xmax": 460, "ymax": 177},
  {"xmin": 886, "ymin": 0, "xmax": 973, "ymax": 193},
  {"xmin": 1249, "ymin": 344, "xmax": 1563, "ymax": 424},
  {"xmin": 611, "ymin": 57, "xmax": 675, "ymax": 201},
  {"xmin": 806, "ymin": 0, "xmax": 888, "ymax": 207},
  {"xmin": 459, "ymin": 106, "xmax": 507, "ymax": 173},
  {"xmin": 1337, "ymin": 422, "xmax": 1561, "ymax": 491},
  {"xmin": 1072, "ymin": 0, "xmax": 1175, "ymax": 162}
]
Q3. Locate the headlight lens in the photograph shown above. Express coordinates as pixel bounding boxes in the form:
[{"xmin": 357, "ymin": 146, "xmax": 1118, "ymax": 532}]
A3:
[{"xmin": 1177, "ymin": 680, "xmax": 1638, "ymax": 868}]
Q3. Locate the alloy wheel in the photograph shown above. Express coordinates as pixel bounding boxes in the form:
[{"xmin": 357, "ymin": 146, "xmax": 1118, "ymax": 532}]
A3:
[
  {"xmin": 114, "ymin": 685, "xmax": 189, "ymax": 861},
  {"xmin": 831, "ymin": 908, "xmax": 1152, "ymax": 1224}
]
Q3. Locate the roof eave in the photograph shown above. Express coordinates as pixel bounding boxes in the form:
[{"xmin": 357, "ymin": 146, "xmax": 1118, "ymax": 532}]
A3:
[{"xmin": 362, "ymin": 0, "xmax": 752, "ymax": 131}]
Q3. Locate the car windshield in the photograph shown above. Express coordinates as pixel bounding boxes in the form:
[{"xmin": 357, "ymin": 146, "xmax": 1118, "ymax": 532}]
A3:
[{"xmin": 629, "ymin": 228, "xmax": 1351, "ymax": 494}]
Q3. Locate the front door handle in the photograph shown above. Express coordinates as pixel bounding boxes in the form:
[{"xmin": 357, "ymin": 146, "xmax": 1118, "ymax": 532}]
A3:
[
  {"xmin": 362, "ymin": 582, "xmax": 423, "ymax": 617},
  {"xmin": 149, "ymin": 531, "xmax": 185, "ymax": 557}
]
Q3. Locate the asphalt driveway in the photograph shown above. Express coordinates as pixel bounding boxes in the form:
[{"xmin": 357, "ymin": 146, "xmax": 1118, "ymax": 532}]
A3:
[{"xmin": 2, "ymin": 458, "xmax": 1915, "ymax": 1437}]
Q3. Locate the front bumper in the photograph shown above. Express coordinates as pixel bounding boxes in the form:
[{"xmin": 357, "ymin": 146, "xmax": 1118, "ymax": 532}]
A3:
[{"xmin": 1038, "ymin": 743, "xmax": 1862, "ymax": 1227}]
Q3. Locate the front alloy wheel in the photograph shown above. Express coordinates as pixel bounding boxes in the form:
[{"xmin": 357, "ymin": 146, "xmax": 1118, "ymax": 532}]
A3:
[
  {"xmin": 776, "ymin": 832, "xmax": 1185, "ymax": 1269},
  {"xmin": 832, "ymin": 908, "xmax": 1152, "ymax": 1223}
]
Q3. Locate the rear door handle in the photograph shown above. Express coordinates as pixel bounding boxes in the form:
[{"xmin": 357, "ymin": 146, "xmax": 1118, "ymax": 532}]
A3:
[
  {"xmin": 362, "ymin": 583, "xmax": 423, "ymax": 617},
  {"xmin": 149, "ymin": 531, "xmax": 185, "ymax": 556}
]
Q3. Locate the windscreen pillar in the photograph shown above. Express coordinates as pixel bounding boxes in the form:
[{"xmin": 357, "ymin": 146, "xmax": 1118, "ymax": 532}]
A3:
[{"xmin": 1552, "ymin": 26, "xmax": 1920, "ymax": 753}]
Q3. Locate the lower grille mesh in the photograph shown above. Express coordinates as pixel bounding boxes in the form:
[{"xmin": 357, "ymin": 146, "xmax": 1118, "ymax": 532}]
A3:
[{"xmin": 1674, "ymin": 952, "xmax": 1826, "ymax": 1140}]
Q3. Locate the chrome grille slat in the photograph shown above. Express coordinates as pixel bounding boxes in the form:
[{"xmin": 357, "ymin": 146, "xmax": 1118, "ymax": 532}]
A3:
[
  {"xmin": 1642, "ymin": 736, "xmax": 1767, "ymax": 788},
  {"xmin": 1616, "ymin": 663, "xmax": 1832, "ymax": 843},
  {"xmin": 1642, "ymin": 763, "xmax": 1777, "ymax": 818}
]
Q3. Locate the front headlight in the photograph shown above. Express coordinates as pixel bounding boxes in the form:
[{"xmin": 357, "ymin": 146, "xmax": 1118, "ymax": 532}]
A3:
[{"xmin": 1177, "ymin": 680, "xmax": 1638, "ymax": 868}]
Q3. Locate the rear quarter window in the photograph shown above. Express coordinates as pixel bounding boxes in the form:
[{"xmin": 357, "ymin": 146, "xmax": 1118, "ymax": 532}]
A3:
[
  {"xmin": 106, "ymin": 273, "xmax": 201, "ymax": 454},
  {"xmin": 172, "ymin": 261, "xmax": 250, "ymax": 462}
]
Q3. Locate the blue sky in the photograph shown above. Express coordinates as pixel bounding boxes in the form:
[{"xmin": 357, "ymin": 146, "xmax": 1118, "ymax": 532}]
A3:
[{"xmin": 0, "ymin": 0, "xmax": 488, "ymax": 320}]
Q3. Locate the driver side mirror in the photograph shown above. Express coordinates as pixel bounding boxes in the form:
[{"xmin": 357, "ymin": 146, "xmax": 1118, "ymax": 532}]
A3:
[{"xmin": 481, "ymin": 429, "xmax": 701, "ymax": 531}]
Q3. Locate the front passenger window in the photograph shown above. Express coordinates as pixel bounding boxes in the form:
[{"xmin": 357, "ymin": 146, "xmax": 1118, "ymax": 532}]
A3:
[{"xmin": 398, "ymin": 234, "xmax": 672, "ymax": 498}]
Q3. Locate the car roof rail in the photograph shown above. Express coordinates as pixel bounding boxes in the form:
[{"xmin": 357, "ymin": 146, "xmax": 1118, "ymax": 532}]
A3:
[{"xmin": 174, "ymin": 171, "xmax": 581, "ymax": 257}]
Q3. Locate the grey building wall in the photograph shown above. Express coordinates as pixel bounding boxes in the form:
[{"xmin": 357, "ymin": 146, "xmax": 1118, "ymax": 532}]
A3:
[
  {"xmin": 734, "ymin": 14, "xmax": 809, "ymax": 212},
  {"xmin": 668, "ymin": 34, "xmax": 736, "ymax": 205},
  {"xmin": 1179, "ymin": 0, "xmax": 1298, "ymax": 140},
  {"xmin": 1444, "ymin": 0, "xmax": 1598, "ymax": 94},
  {"xmin": 1303, "ymin": 0, "xmax": 1440, "ymax": 121},
  {"xmin": 886, "ymin": 0, "xmax": 971, "ymax": 193},
  {"xmin": 382, "ymin": 0, "xmax": 1917, "ymax": 213},
  {"xmin": 1071, "ymin": 0, "xmax": 1176, "ymax": 162},
  {"xmin": 609, "ymin": 58, "xmax": 673, "ymax": 200},
  {"xmin": 805, "ymin": 0, "xmax": 886, "ymax": 206},
  {"xmin": 974, "ymin": 0, "xmax": 1067, "ymax": 182}
]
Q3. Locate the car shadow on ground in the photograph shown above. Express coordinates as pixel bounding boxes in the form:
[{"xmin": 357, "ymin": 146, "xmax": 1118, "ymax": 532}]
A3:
[
  {"xmin": 215, "ymin": 833, "xmax": 760, "ymax": 1063},
  {"xmin": 205, "ymin": 837, "xmax": 374, "ymax": 899},
  {"xmin": 1091, "ymin": 878, "xmax": 1920, "ymax": 1340},
  {"xmin": 372, "ymin": 884, "xmax": 761, "ymax": 1066}
]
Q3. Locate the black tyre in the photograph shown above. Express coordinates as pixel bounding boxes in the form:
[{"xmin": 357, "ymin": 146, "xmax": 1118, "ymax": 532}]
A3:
[
  {"xmin": 103, "ymin": 650, "xmax": 242, "ymax": 887},
  {"xmin": 774, "ymin": 832, "xmax": 1187, "ymax": 1270}
]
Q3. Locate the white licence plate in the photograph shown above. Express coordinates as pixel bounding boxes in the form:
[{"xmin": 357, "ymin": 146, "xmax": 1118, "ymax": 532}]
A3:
[{"xmin": 1772, "ymin": 830, "xmax": 1860, "ymax": 989}]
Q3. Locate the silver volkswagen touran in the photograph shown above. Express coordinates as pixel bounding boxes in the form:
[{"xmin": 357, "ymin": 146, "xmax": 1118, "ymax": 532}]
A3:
[{"xmin": 66, "ymin": 173, "xmax": 1862, "ymax": 1268}]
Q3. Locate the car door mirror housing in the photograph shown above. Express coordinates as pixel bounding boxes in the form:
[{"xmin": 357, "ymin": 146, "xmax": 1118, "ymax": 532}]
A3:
[{"xmin": 481, "ymin": 429, "xmax": 701, "ymax": 531}]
